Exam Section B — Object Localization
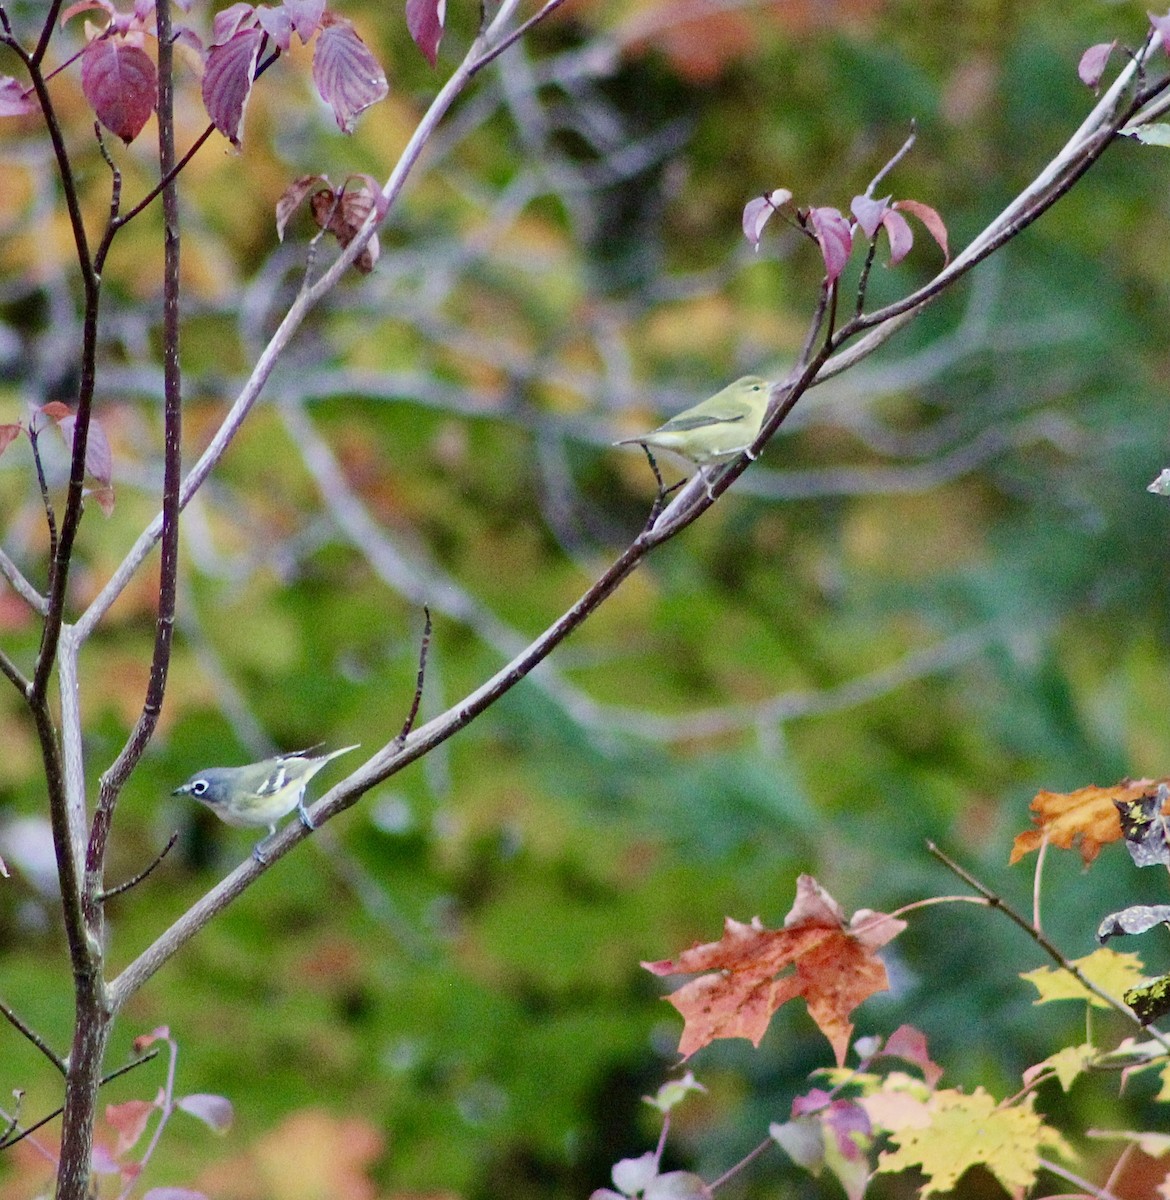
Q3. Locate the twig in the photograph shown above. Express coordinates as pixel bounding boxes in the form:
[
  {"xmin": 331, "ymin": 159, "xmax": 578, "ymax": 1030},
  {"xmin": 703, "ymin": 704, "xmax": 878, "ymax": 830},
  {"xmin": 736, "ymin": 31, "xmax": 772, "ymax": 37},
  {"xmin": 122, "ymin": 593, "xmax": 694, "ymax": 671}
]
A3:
[
  {"xmin": 640, "ymin": 447, "xmax": 683, "ymax": 529},
  {"xmin": 0, "ymin": 996, "xmax": 65, "ymax": 1074},
  {"xmin": 864, "ymin": 121, "xmax": 917, "ymax": 197},
  {"xmin": 31, "ymin": 0, "xmax": 64, "ymax": 67},
  {"xmin": 0, "ymin": 1049, "xmax": 160, "ymax": 1151},
  {"xmin": 0, "ymin": 646, "xmax": 29, "ymax": 695},
  {"xmin": 1036, "ymin": 1157, "xmax": 1122, "ymax": 1200},
  {"xmin": 707, "ymin": 1138, "xmax": 775, "ymax": 1192},
  {"xmin": 97, "ymin": 833, "xmax": 178, "ymax": 902},
  {"xmin": 394, "ymin": 607, "xmax": 432, "ymax": 747},
  {"xmin": 27, "ymin": 424, "xmax": 58, "ymax": 590},
  {"xmin": 0, "ymin": 546, "xmax": 47, "ymax": 614},
  {"xmin": 468, "ymin": 0, "xmax": 572, "ymax": 75}
]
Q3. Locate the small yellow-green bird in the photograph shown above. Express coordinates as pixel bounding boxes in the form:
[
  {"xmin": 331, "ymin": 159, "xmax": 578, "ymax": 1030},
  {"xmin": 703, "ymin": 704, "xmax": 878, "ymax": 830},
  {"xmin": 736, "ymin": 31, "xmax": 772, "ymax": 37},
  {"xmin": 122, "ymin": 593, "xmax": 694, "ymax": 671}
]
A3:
[
  {"xmin": 173, "ymin": 744, "xmax": 359, "ymax": 862},
  {"xmin": 615, "ymin": 376, "xmax": 772, "ymax": 490}
]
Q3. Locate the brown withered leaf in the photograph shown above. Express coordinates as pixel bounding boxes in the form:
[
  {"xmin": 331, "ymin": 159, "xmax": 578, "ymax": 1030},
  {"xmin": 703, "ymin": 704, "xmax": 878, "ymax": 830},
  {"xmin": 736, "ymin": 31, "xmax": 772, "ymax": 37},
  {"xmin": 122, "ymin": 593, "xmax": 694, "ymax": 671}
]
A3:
[
  {"xmin": 643, "ymin": 875, "xmax": 905, "ymax": 1065},
  {"xmin": 1010, "ymin": 779, "xmax": 1170, "ymax": 866}
]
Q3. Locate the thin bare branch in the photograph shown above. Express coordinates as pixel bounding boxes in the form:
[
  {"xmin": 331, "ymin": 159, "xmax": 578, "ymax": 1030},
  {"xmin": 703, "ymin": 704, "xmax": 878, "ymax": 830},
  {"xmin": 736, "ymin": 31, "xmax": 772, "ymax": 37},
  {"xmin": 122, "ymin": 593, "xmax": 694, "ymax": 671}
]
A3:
[
  {"xmin": 0, "ymin": 996, "xmax": 65, "ymax": 1074},
  {"xmin": 864, "ymin": 121, "xmax": 917, "ymax": 197},
  {"xmin": 593, "ymin": 626, "xmax": 995, "ymax": 743},
  {"xmin": 394, "ymin": 607, "xmax": 432, "ymax": 747},
  {"xmin": 1036, "ymin": 1158, "xmax": 1122, "ymax": 1200},
  {"xmin": 0, "ymin": 647, "xmax": 29, "ymax": 695},
  {"xmin": 97, "ymin": 833, "xmax": 178, "ymax": 902},
  {"xmin": 0, "ymin": 547, "xmax": 47, "ymax": 615}
]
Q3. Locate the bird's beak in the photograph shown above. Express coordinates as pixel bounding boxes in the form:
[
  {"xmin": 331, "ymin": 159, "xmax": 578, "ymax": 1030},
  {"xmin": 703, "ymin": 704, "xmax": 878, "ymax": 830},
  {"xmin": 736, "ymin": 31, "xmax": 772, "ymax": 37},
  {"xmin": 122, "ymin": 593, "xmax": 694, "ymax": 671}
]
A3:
[{"xmin": 172, "ymin": 784, "xmax": 189, "ymax": 796}]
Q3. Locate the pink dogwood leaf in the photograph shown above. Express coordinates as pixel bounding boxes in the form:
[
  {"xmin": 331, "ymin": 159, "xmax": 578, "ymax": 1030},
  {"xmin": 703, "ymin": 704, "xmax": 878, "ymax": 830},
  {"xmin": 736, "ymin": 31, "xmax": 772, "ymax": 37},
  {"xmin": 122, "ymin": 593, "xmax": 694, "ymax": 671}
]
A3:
[
  {"xmin": 80, "ymin": 36, "xmax": 157, "ymax": 143},
  {"xmin": 406, "ymin": 0, "xmax": 446, "ymax": 67},
  {"xmin": 312, "ymin": 14, "xmax": 388, "ymax": 133}
]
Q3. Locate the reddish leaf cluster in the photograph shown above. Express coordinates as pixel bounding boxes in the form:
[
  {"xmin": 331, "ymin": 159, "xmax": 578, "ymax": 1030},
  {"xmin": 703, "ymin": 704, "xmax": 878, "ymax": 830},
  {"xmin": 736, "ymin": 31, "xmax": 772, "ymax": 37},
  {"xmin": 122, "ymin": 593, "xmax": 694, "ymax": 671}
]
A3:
[
  {"xmin": 203, "ymin": 3, "xmax": 387, "ymax": 143},
  {"xmin": 743, "ymin": 187, "xmax": 948, "ymax": 283},
  {"xmin": 0, "ymin": 0, "xmax": 392, "ymax": 148},
  {"xmin": 276, "ymin": 174, "xmax": 387, "ymax": 272}
]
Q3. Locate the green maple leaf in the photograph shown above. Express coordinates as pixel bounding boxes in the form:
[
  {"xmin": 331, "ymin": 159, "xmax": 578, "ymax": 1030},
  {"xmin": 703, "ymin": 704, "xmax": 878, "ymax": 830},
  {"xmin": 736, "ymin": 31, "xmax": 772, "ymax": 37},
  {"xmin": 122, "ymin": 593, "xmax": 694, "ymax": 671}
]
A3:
[{"xmin": 877, "ymin": 1088, "xmax": 1073, "ymax": 1196}]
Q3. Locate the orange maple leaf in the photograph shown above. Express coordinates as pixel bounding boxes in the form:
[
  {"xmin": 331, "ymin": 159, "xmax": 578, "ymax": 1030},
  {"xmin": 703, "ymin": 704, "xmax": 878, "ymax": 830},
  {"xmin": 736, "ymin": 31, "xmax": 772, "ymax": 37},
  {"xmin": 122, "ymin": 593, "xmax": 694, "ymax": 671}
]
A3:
[
  {"xmin": 1010, "ymin": 779, "xmax": 1170, "ymax": 865},
  {"xmin": 643, "ymin": 875, "xmax": 906, "ymax": 1065}
]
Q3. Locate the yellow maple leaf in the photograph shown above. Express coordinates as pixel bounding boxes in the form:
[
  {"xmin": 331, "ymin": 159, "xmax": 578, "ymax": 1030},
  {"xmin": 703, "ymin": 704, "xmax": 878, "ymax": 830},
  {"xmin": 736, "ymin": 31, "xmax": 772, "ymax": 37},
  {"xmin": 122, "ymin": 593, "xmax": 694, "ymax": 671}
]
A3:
[
  {"xmin": 877, "ymin": 1088, "xmax": 1073, "ymax": 1197},
  {"xmin": 1020, "ymin": 948, "xmax": 1147, "ymax": 1009},
  {"xmin": 1024, "ymin": 1044, "xmax": 1097, "ymax": 1092}
]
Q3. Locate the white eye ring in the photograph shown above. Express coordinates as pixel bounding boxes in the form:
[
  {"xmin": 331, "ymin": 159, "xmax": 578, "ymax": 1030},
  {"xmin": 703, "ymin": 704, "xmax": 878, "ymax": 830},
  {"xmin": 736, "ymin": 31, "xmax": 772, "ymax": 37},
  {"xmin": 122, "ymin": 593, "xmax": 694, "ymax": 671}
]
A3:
[{"xmin": 190, "ymin": 779, "xmax": 209, "ymax": 796}]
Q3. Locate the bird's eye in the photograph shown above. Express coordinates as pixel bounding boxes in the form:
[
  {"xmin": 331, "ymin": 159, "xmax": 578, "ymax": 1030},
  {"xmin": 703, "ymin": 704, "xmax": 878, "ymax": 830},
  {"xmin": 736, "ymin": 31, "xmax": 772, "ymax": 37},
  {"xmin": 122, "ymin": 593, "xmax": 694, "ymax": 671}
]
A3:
[{"xmin": 190, "ymin": 779, "xmax": 209, "ymax": 796}]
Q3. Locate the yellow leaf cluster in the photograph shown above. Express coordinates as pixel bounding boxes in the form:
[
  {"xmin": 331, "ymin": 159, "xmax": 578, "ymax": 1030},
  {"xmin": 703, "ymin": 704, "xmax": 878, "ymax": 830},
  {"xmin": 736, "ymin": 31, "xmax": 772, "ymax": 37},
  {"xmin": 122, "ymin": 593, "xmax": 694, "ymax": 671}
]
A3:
[{"xmin": 878, "ymin": 1088, "xmax": 1073, "ymax": 1197}]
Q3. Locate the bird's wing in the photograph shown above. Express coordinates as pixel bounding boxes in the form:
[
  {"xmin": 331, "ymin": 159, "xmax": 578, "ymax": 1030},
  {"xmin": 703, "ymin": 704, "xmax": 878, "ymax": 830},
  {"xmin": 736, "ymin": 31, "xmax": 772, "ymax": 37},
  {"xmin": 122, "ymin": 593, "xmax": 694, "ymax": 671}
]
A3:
[{"xmin": 660, "ymin": 408, "xmax": 747, "ymax": 432}]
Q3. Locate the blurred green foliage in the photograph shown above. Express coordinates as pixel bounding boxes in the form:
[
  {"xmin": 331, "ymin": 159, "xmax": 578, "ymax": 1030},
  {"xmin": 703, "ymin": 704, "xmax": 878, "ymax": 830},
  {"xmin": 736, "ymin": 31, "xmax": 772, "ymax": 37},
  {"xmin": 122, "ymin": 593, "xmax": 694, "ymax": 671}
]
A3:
[{"xmin": 2, "ymin": 0, "xmax": 1170, "ymax": 1197}]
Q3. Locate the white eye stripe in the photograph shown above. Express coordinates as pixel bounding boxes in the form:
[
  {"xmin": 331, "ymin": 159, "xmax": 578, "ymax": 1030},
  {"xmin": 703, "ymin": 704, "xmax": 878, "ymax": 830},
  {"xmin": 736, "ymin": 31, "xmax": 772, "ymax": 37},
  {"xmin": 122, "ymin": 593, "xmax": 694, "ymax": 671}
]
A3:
[{"xmin": 190, "ymin": 779, "xmax": 209, "ymax": 796}]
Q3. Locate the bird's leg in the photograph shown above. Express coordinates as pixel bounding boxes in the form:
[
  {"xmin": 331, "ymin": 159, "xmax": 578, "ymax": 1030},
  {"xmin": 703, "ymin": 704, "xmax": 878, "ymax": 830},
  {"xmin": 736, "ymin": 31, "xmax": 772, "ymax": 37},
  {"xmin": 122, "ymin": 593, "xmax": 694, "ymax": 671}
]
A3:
[
  {"xmin": 297, "ymin": 788, "xmax": 315, "ymax": 832},
  {"xmin": 699, "ymin": 466, "xmax": 717, "ymax": 501}
]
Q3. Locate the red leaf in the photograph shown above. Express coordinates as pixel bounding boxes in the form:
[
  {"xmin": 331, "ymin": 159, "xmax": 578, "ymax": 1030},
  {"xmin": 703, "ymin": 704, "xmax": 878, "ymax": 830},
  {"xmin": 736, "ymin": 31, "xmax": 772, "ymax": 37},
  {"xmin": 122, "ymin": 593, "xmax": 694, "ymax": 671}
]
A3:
[
  {"xmin": 893, "ymin": 199, "xmax": 949, "ymax": 263},
  {"xmin": 275, "ymin": 173, "xmax": 330, "ymax": 240},
  {"xmin": 202, "ymin": 25, "xmax": 262, "ymax": 145},
  {"xmin": 312, "ymin": 15, "xmax": 388, "ymax": 133},
  {"xmin": 89, "ymin": 483, "xmax": 116, "ymax": 517},
  {"xmin": 254, "ymin": 4, "xmax": 291, "ymax": 52},
  {"xmin": 880, "ymin": 1024, "xmax": 943, "ymax": 1086},
  {"xmin": 880, "ymin": 209, "xmax": 913, "ymax": 266},
  {"xmin": 0, "ymin": 424, "xmax": 22, "ymax": 459},
  {"xmin": 38, "ymin": 401, "xmax": 72, "ymax": 422},
  {"xmin": 406, "ymin": 0, "xmax": 446, "ymax": 68},
  {"xmin": 308, "ymin": 181, "xmax": 381, "ymax": 272},
  {"xmin": 0, "ymin": 76, "xmax": 36, "ymax": 117},
  {"xmin": 284, "ymin": 0, "xmax": 325, "ymax": 43},
  {"xmin": 105, "ymin": 1099, "xmax": 156, "ymax": 1156},
  {"xmin": 1078, "ymin": 41, "xmax": 1117, "ymax": 88},
  {"xmin": 849, "ymin": 194, "xmax": 889, "ymax": 240},
  {"xmin": 60, "ymin": 0, "xmax": 116, "ymax": 25},
  {"xmin": 80, "ymin": 37, "xmax": 157, "ymax": 143},
  {"xmin": 132, "ymin": 1026, "xmax": 172, "ymax": 1053},
  {"xmin": 807, "ymin": 206, "xmax": 853, "ymax": 284},
  {"xmin": 210, "ymin": 2, "xmax": 255, "ymax": 44},
  {"xmin": 644, "ymin": 875, "xmax": 905, "ymax": 1064}
]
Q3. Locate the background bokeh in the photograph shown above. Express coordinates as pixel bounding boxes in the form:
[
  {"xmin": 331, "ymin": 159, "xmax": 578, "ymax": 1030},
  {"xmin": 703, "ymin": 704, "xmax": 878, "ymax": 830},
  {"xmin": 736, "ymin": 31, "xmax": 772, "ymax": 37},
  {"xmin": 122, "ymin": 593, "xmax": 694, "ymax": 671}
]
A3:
[{"xmin": 2, "ymin": 0, "xmax": 1170, "ymax": 1196}]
